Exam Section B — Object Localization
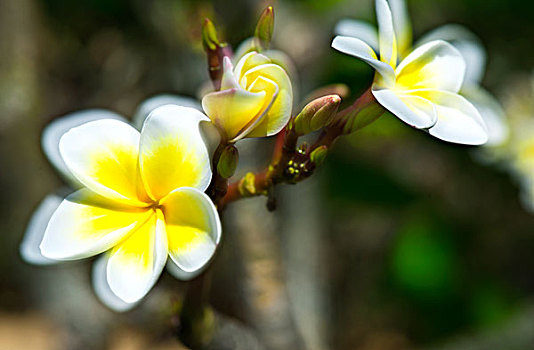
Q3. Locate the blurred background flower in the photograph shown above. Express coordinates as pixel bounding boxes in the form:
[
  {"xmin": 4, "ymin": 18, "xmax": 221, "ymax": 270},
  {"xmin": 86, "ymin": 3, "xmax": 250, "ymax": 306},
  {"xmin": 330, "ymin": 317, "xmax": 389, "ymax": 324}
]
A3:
[{"xmin": 2, "ymin": 0, "xmax": 534, "ymax": 349}]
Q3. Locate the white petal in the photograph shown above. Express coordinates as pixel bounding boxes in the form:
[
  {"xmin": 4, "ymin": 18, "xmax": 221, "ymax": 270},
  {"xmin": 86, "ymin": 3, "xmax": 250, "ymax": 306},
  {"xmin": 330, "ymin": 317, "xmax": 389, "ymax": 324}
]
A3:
[
  {"xmin": 166, "ymin": 260, "xmax": 203, "ymax": 281},
  {"xmin": 20, "ymin": 194, "xmax": 63, "ymax": 265},
  {"xmin": 106, "ymin": 211, "xmax": 168, "ymax": 303},
  {"xmin": 376, "ymin": 0, "xmax": 397, "ymax": 67},
  {"xmin": 161, "ymin": 187, "xmax": 221, "ymax": 273},
  {"xmin": 416, "ymin": 24, "xmax": 486, "ymax": 84},
  {"xmin": 389, "ymin": 0, "xmax": 412, "ymax": 57},
  {"xmin": 334, "ymin": 19, "xmax": 379, "ymax": 50},
  {"xmin": 331, "ymin": 36, "xmax": 395, "ymax": 86},
  {"xmin": 139, "ymin": 105, "xmax": 212, "ymax": 200},
  {"xmin": 92, "ymin": 255, "xmax": 137, "ymax": 312},
  {"xmin": 462, "ymin": 85, "xmax": 508, "ymax": 146},
  {"xmin": 372, "ymin": 88, "xmax": 437, "ymax": 128},
  {"xmin": 40, "ymin": 189, "xmax": 152, "ymax": 260},
  {"xmin": 42, "ymin": 110, "xmax": 126, "ymax": 186},
  {"xmin": 59, "ymin": 119, "xmax": 148, "ymax": 206},
  {"xmin": 220, "ymin": 56, "xmax": 240, "ymax": 90},
  {"xmin": 420, "ymin": 89, "xmax": 488, "ymax": 145},
  {"xmin": 132, "ymin": 94, "xmax": 201, "ymax": 130},
  {"xmin": 396, "ymin": 40, "xmax": 466, "ymax": 92}
]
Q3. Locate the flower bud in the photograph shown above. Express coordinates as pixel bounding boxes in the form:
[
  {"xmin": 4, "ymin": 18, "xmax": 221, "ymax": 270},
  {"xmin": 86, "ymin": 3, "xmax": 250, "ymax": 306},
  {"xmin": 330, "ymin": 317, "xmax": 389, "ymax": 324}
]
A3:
[
  {"xmin": 310, "ymin": 146, "xmax": 328, "ymax": 167},
  {"xmin": 202, "ymin": 18, "xmax": 220, "ymax": 51},
  {"xmin": 217, "ymin": 144, "xmax": 239, "ymax": 179},
  {"xmin": 293, "ymin": 95, "xmax": 341, "ymax": 136},
  {"xmin": 254, "ymin": 6, "xmax": 274, "ymax": 51},
  {"xmin": 202, "ymin": 18, "xmax": 231, "ymax": 90}
]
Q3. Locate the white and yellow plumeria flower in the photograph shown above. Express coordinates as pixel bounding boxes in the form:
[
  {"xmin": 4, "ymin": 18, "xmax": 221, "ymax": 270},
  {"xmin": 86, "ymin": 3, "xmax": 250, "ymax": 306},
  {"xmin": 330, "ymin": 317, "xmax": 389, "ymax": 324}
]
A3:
[
  {"xmin": 202, "ymin": 51, "xmax": 293, "ymax": 142},
  {"xmin": 335, "ymin": 0, "xmax": 503, "ymax": 145},
  {"xmin": 29, "ymin": 105, "xmax": 221, "ymax": 310},
  {"xmin": 21, "ymin": 95, "xmax": 215, "ymax": 266}
]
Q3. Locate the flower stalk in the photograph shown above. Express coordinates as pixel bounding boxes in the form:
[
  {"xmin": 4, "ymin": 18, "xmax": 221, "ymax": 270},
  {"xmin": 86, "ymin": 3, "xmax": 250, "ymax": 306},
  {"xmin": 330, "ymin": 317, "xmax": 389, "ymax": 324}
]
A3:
[{"xmin": 221, "ymin": 88, "xmax": 382, "ymax": 207}]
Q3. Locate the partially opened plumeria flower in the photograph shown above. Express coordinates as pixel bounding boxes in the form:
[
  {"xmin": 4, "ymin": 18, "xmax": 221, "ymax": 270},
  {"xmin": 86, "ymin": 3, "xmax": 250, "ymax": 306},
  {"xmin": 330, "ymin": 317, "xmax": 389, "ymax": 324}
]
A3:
[
  {"xmin": 202, "ymin": 52, "xmax": 293, "ymax": 142},
  {"xmin": 332, "ymin": 0, "xmax": 488, "ymax": 145},
  {"xmin": 23, "ymin": 104, "xmax": 221, "ymax": 310}
]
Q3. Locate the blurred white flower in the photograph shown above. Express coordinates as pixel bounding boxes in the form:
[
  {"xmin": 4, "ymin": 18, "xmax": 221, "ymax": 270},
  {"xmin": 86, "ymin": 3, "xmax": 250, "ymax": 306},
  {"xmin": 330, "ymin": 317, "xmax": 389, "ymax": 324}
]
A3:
[
  {"xmin": 335, "ymin": 0, "xmax": 505, "ymax": 146},
  {"xmin": 490, "ymin": 74, "xmax": 534, "ymax": 211}
]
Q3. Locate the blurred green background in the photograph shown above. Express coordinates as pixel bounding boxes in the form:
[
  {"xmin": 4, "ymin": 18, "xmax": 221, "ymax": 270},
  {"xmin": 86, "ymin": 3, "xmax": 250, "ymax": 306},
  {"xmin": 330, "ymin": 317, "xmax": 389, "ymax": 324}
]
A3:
[{"xmin": 1, "ymin": 0, "xmax": 534, "ymax": 349}]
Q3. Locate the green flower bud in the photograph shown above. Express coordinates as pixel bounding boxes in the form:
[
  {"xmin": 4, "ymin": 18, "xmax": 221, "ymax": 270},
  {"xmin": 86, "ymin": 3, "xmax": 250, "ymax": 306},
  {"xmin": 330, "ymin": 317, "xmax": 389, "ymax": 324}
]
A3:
[
  {"xmin": 293, "ymin": 95, "xmax": 341, "ymax": 136},
  {"xmin": 217, "ymin": 144, "xmax": 239, "ymax": 179},
  {"xmin": 202, "ymin": 18, "xmax": 220, "ymax": 51},
  {"xmin": 310, "ymin": 146, "xmax": 328, "ymax": 167},
  {"xmin": 202, "ymin": 18, "xmax": 231, "ymax": 90},
  {"xmin": 254, "ymin": 6, "xmax": 274, "ymax": 51}
]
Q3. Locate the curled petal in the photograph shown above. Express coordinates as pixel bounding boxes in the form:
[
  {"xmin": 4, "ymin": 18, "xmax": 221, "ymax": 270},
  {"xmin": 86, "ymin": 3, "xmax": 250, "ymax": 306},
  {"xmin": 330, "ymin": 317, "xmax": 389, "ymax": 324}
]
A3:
[
  {"xmin": 20, "ymin": 194, "xmax": 63, "ymax": 265},
  {"xmin": 396, "ymin": 40, "xmax": 466, "ymax": 92},
  {"xmin": 416, "ymin": 24, "xmax": 486, "ymax": 84},
  {"xmin": 234, "ymin": 51, "xmax": 271, "ymax": 79},
  {"xmin": 139, "ymin": 105, "xmax": 212, "ymax": 200},
  {"xmin": 331, "ymin": 36, "xmax": 395, "ymax": 87},
  {"xmin": 232, "ymin": 75, "xmax": 280, "ymax": 140},
  {"xmin": 376, "ymin": 0, "xmax": 397, "ymax": 68},
  {"xmin": 413, "ymin": 89, "xmax": 488, "ymax": 145},
  {"xmin": 42, "ymin": 110, "xmax": 126, "ymax": 186},
  {"xmin": 40, "ymin": 189, "xmax": 151, "ymax": 260},
  {"xmin": 106, "ymin": 211, "xmax": 168, "ymax": 303},
  {"xmin": 92, "ymin": 255, "xmax": 137, "ymax": 312},
  {"xmin": 389, "ymin": 0, "xmax": 412, "ymax": 57},
  {"xmin": 334, "ymin": 19, "xmax": 379, "ymax": 51},
  {"xmin": 161, "ymin": 187, "xmax": 221, "ymax": 273},
  {"xmin": 243, "ymin": 64, "xmax": 293, "ymax": 137},
  {"xmin": 372, "ymin": 88, "xmax": 437, "ymax": 128},
  {"xmin": 59, "ymin": 119, "xmax": 148, "ymax": 206},
  {"xmin": 202, "ymin": 87, "xmax": 267, "ymax": 140},
  {"xmin": 132, "ymin": 94, "xmax": 201, "ymax": 130},
  {"xmin": 166, "ymin": 260, "xmax": 203, "ymax": 281}
]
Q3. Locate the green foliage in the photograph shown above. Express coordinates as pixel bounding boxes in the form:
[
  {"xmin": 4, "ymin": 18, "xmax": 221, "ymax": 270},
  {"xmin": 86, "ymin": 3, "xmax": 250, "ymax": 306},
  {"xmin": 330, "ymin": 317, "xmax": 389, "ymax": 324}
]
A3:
[{"xmin": 390, "ymin": 218, "xmax": 460, "ymax": 301}]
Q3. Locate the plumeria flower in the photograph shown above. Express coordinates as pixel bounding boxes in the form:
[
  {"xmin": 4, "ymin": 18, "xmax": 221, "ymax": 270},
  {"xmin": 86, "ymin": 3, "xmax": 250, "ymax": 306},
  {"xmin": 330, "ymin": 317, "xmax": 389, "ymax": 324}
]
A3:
[
  {"xmin": 202, "ymin": 51, "xmax": 293, "ymax": 142},
  {"xmin": 335, "ymin": 0, "xmax": 505, "ymax": 145},
  {"xmin": 21, "ymin": 95, "xmax": 209, "ymax": 266},
  {"xmin": 21, "ymin": 104, "xmax": 221, "ymax": 311}
]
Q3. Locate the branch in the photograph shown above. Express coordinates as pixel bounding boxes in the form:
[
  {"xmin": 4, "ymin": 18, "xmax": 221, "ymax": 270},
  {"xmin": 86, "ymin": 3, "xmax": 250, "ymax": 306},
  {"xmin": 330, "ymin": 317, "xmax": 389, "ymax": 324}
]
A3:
[{"xmin": 221, "ymin": 87, "xmax": 382, "ymax": 207}]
